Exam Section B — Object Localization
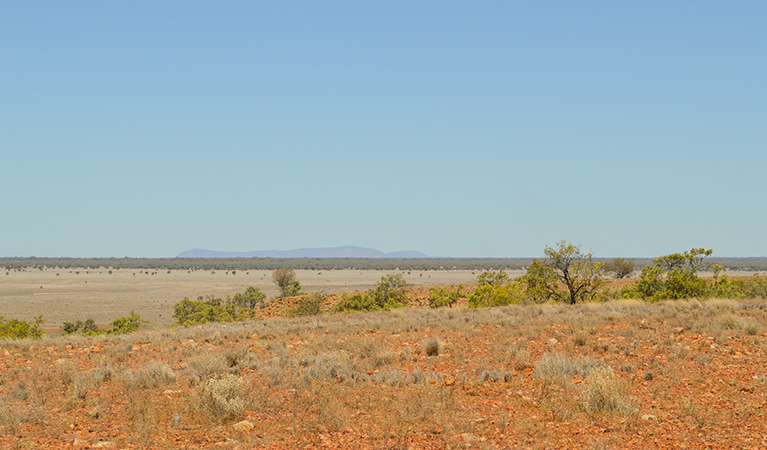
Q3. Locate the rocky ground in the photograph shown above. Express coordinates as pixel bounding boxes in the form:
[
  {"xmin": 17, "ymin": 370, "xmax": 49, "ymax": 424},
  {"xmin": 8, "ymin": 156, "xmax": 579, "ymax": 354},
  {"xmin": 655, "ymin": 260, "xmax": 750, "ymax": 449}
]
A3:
[{"xmin": 2, "ymin": 286, "xmax": 767, "ymax": 449}]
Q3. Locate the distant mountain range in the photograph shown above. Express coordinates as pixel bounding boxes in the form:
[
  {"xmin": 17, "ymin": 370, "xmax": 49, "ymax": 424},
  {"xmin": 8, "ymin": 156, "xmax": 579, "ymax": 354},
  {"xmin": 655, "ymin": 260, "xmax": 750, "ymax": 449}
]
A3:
[{"xmin": 177, "ymin": 246, "xmax": 429, "ymax": 259}]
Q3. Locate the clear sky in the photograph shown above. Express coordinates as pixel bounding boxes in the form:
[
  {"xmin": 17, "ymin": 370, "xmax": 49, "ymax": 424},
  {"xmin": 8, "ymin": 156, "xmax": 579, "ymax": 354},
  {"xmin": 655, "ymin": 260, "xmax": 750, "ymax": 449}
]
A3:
[{"xmin": 2, "ymin": 1, "xmax": 765, "ymax": 258}]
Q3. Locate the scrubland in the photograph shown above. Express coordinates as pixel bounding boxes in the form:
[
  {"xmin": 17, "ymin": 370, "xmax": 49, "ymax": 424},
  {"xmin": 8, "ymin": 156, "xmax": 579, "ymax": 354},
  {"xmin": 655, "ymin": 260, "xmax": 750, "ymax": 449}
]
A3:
[
  {"xmin": 0, "ymin": 268, "xmax": 491, "ymax": 328},
  {"xmin": 3, "ymin": 292, "xmax": 767, "ymax": 449}
]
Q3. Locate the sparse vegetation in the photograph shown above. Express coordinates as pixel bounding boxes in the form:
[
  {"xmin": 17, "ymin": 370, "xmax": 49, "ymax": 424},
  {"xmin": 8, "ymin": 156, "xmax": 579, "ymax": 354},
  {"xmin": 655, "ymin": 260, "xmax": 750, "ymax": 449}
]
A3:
[
  {"xmin": 5, "ymin": 247, "xmax": 767, "ymax": 448},
  {"xmin": 2, "ymin": 296, "xmax": 767, "ymax": 448},
  {"xmin": 172, "ymin": 287, "xmax": 268, "ymax": 326},
  {"xmin": 64, "ymin": 312, "xmax": 146, "ymax": 335},
  {"xmin": 335, "ymin": 274, "xmax": 410, "ymax": 312}
]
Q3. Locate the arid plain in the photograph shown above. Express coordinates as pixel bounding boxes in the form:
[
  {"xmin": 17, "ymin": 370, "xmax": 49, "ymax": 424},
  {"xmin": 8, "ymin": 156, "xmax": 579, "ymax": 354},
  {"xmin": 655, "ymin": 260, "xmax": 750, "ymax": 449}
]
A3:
[{"xmin": 0, "ymin": 268, "xmax": 520, "ymax": 328}]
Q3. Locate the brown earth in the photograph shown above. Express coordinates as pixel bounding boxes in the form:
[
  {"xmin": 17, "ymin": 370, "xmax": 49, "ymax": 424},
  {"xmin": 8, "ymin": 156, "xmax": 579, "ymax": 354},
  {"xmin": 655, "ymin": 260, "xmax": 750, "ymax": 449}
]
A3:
[{"xmin": 2, "ymin": 281, "xmax": 767, "ymax": 449}]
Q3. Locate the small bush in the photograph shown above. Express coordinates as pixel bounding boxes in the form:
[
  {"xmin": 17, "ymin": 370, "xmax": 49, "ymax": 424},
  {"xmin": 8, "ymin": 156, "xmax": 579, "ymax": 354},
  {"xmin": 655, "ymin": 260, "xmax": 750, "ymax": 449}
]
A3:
[
  {"xmin": 109, "ymin": 311, "xmax": 145, "ymax": 334},
  {"xmin": 199, "ymin": 376, "xmax": 246, "ymax": 423},
  {"xmin": 468, "ymin": 282, "xmax": 523, "ymax": 307},
  {"xmin": 623, "ymin": 248, "xmax": 711, "ymax": 301},
  {"xmin": 428, "ymin": 285, "xmax": 463, "ymax": 308},
  {"xmin": 232, "ymin": 286, "xmax": 267, "ymax": 309},
  {"xmin": 273, "ymin": 268, "xmax": 302, "ymax": 298},
  {"xmin": 187, "ymin": 353, "xmax": 230, "ymax": 384},
  {"xmin": 66, "ymin": 312, "xmax": 146, "ymax": 336},
  {"xmin": 335, "ymin": 274, "xmax": 410, "ymax": 312},
  {"xmin": 476, "ymin": 270, "xmax": 510, "ymax": 286},
  {"xmin": 534, "ymin": 353, "xmax": 607, "ymax": 379},
  {"xmin": 63, "ymin": 320, "xmax": 82, "ymax": 334},
  {"xmin": 423, "ymin": 338, "xmax": 442, "ymax": 356},
  {"xmin": 579, "ymin": 366, "xmax": 636, "ymax": 417},
  {"xmin": 603, "ymin": 258, "xmax": 635, "ymax": 279},
  {"xmin": 173, "ymin": 296, "xmax": 244, "ymax": 326},
  {"xmin": 290, "ymin": 292, "xmax": 325, "ymax": 316},
  {"xmin": 0, "ymin": 315, "xmax": 44, "ymax": 339},
  {"xmin": 173, "ymin": 286, "xmax": 275, "ymax": 326},
  {"xmin": 122, "ymin": 361, "xmax": 177, "ymax": 390}
]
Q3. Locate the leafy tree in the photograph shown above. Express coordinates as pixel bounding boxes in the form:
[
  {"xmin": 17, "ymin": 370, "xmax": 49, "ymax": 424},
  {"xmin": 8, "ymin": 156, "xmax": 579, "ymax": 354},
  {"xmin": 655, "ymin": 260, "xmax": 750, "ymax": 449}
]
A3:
[
  {"xmin": 523, "ymin": 241, "xmax": 604, "ymax": 304},
  {"xmin": 272, "ymin": 268, "xmax": 302, "ymax": 298},
  {"xmin": 603, "ymin": 258, "xmax": 635, "ymax": 279},
  {"xmin": 518, "ymin": 260, "xmax": 558, "ymax": 304}
]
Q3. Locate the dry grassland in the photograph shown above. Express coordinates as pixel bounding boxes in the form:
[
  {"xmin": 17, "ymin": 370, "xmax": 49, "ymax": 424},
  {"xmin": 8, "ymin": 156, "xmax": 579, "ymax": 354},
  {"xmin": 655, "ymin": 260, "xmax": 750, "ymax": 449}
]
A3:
[
  {"xmin": 2, "ymin": 297, "xmax": 767, "ymax": 449},
  {"xmin": 0, "ymin": 269, "xmax": 515, "ymax": 328}
]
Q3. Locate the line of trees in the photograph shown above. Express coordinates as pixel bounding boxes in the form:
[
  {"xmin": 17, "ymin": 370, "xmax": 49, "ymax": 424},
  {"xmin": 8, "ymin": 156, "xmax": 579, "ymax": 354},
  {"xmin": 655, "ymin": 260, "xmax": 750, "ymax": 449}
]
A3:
[{"xmin": 3, "ymin": 256, "xmax": 767, "ymax": 272}]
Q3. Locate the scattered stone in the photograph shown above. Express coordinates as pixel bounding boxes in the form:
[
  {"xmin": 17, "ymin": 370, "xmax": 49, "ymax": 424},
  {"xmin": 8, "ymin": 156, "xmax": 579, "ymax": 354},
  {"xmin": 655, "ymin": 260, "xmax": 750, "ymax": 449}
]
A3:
[
  {"xmin": 93, "ymin": 442, "xmax": 115, "ymax": 448},
  {"xmin": 232, "ymin": 420, "xmax": 255, "ymax": 432}
]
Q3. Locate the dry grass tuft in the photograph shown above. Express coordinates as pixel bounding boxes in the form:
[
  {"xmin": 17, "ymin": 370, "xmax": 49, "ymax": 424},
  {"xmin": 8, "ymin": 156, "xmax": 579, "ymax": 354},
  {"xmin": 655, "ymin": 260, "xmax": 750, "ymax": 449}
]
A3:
[
  {"xmin": 423, "ymin": 337, "xmax": 443, "ymax": 357},
  {"xmin": 579, "ymin": 366, "xmax": 637, "ymax": 417},
  {"xmin": 196, "ymin": 375, "xmax": 246, "ymax": 423}
]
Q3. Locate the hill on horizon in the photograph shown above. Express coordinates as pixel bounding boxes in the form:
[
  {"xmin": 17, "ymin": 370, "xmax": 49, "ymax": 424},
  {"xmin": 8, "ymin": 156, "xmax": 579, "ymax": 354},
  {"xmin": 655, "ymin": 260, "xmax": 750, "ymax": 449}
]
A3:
[{"xmin": 177, "ymin": 246, "xmax": 429, "ymax": 259}]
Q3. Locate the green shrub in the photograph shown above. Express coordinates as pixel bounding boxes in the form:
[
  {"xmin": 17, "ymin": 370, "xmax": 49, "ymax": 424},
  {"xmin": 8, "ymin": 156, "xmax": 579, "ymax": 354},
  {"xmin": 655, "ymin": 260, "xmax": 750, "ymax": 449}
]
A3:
[
  {"xmin": 63, "ymin": 320, "xmax": 83, "ymax": 334},
  {"xmin": 712, "ymin": 275, "xmax": 767, "ymax": 299},
  {"xmin": 0, "ymin": 315, "xmax": 45, "ymax": 340},
  {"xmin": 232, "ymin": 286, "xmax": 267, "ymax": 309},
  {"xmin": 467, "ymin": 271, "xmax": 523, "ymax": 307},
  {"xmin": 67, "ymin": 312, "xmax": 146, "ymax": 336},
  {"xmin": 476, "ymin": 270, "xmax": 510, "ymax": 287},
  {"xmin": 623, "ymin": 248, "xmax": 712, "ymax": 301},
  {"xmin": 428, "ymin": 285, "xmax": 463, "ymax": 308},
  {"xmin": 173, "ymin": 296, "xmax": 244, "ymax": 327},
  {"xmin": 289, "ymin": 292, "xmax": 325, "ymax": 316},
  {"xmin": 109, "ymin": 311, "xmax": 145, "ymax": 334},
  {"xmin": 467, "ymin": 282, "xmax": 523, "ymax": 307},
  {"xmin": 335, "ymin": 274, "xmax": 410, "ymax": 312}
]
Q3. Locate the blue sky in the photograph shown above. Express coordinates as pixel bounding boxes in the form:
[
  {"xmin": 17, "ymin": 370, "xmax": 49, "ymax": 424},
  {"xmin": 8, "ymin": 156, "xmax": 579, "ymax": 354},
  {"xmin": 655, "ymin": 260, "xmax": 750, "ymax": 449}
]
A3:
[{"xmin": 2, "ymin": 1, "xmax": 765, "ymax": 258}]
